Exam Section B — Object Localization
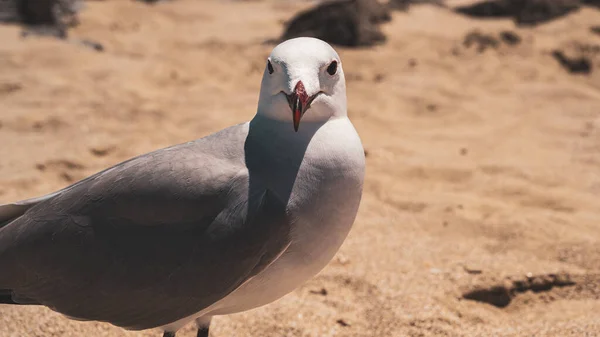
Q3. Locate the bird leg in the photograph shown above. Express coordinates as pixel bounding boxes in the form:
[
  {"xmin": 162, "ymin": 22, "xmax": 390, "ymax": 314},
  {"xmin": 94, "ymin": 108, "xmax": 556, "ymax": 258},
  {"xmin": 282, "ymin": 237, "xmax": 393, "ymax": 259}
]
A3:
[
  {"xmin": 196, "ymin": 316, "xmax": 212, "ymax": 337},
  {"xmin": 197, "ymin": 326, "xmax": 210, "ymax": 337}
]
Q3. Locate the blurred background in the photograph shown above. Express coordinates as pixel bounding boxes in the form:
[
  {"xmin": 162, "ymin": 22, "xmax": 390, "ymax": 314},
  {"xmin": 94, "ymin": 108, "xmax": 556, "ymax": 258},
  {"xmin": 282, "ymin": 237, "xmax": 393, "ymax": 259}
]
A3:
[{"xmin": 1, "ymin": 0, "xmax": 600, "ymax": 336}]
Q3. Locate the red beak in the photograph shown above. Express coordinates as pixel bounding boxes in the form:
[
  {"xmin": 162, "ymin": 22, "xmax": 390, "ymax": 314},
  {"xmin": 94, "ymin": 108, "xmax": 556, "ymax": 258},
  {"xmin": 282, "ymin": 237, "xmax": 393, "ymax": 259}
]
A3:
[
  {"xmin": 285, "ymin": 81, "xmax": 320, "ymax": 132},
  {"xmin": 287, "ymin": 81, "xmax": 309, "ymax": 132}
]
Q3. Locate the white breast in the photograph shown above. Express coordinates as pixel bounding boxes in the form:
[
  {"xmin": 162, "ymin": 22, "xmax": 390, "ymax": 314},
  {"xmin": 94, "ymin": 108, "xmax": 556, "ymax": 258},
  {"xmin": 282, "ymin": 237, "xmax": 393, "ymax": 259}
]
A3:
[
  {"xmin": 161, "ymin": 117, "xmax": 365, "ymax": 332},
  {"xmin": 212, "ymin": 117, "xmax": 364, "ymax": 312}
]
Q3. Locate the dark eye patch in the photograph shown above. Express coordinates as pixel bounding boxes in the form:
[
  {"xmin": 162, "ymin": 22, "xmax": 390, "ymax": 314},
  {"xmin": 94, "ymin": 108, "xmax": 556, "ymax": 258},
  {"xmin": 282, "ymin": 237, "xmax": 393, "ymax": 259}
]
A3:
[{"xmin": 327, "ymin": 60, "xmax": 338, "ymax": 75}]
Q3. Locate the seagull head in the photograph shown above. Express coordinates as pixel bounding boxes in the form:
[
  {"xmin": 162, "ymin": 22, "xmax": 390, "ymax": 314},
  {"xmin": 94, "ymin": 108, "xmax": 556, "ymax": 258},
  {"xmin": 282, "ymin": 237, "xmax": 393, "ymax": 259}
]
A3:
[{"xmin": 257, "ymin": 37, "xmax": 347, "ymax": 132}]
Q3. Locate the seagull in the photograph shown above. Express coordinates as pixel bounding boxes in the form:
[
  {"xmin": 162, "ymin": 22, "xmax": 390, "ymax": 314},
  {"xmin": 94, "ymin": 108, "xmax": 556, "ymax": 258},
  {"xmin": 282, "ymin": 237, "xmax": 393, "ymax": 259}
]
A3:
[{"xmin": 0, "ymin": 37, "xmax": 365, "ymax": 337}]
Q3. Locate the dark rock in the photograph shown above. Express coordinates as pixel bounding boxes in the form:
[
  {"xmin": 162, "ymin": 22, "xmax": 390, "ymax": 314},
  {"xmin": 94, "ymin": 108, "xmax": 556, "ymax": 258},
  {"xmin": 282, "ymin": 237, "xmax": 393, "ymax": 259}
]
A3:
[
  {"xmin": 517, "ymin": 0, "xmax": 580, "ymax": 25},
  {"xmin": 0, "ymin": 0, "xmax": 20, "ymax": 23},
  {"xmin": 455, "ymin": 0, "xmax": 515, "ymax": 18},
  {"xmin": 500, "ymin": 30, "xmax": 521, "ymax": 45},
  {"xmin": 280, "ymin": 0, "xmax": 390, "ymax": 47},
  {"xmin": 463, "ymin": 285, "xmax": 512, "ymax": 308},
  {"xmin": 552, "ymin": 50, "xmax": 592, "ymax": 74},
  {"xmin": 463, "ymin": 272, "xmax": 578, "ymax": 308},
  {"xmin": 79, "ymin": 39, "xmax": 105, "ymax": 52},
  {"xmin": 454, "ymin": 0, "xmax": 581, "ymax": 27},
  {"xmin": 0, "ymin": 0, "xmax": 83, "ymax": 38},
  {"xmin": 387, "ymin": 0, "xmax": 446, "ymax": 11},
  {"xmin": 463, "ymin": 30, "xmax": 522, "ymax": 52},
  {"xmin": 309, "ymin": 288, "xmax": 328, "ymax": 295},
  {"xmin": 463, "ymin": 30, "xmax": 500, "ymax": 53},
  {"xmin": 336, "ymin": 319, "xmax": 351, "ymax": 327},
  {"xmin": 19, "ymin": 0, "xmax": 81, "ymax": 27},
  {"xmin": 0, "ymin": 0, "xmax": 104, "ymax": 52},
  {"xmin": 18, "ymin": 0, "xmax": 62, "ymax": 26},
  {"xmin": 582, "ymin": 0, "xmax": 600, "ymax": 8}
]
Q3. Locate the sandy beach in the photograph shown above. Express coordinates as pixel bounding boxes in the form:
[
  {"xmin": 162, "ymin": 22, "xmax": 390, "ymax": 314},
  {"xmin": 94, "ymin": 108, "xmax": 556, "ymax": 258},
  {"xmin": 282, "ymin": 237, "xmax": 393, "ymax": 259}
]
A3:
[{"xmin": 1, "ymin": 1, "xmax": 599, "ymax": 336}]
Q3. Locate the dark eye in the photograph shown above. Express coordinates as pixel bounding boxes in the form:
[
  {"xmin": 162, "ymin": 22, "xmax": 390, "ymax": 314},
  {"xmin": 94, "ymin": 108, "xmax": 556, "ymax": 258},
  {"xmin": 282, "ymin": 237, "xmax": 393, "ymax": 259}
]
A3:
[
  {"xmin": 327, "ymin": 60, "xmax": 338, "ymax": 75},
  {"xmin": 267, "ymin": 60, "xmax": 274, "ymax": 74}
]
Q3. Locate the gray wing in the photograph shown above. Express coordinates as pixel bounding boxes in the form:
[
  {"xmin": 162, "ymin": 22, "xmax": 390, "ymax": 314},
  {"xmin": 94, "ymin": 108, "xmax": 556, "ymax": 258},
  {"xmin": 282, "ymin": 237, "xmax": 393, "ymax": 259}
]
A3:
[
  {"xmin": 0, "ymin": 130, "xmax": 292, "ymax": 330},
  {"xmin": 0, "ymin": 195, "xmax": 54, "ymax": 228}
]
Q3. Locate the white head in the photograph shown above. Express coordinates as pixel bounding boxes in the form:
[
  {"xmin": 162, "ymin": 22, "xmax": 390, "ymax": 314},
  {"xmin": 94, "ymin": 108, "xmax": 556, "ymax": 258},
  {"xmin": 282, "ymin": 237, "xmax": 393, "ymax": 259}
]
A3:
[{"xmin": 256, "ymin": 37, "xmax": 347, "ymax": 132}]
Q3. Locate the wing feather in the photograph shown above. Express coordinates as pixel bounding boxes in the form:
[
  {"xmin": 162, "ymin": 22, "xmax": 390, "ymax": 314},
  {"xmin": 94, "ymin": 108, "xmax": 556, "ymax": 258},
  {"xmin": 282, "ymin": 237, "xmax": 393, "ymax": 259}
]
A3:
[{"xmin": 0, "ymin": 126, "xmax": 291, "ymax": 330}]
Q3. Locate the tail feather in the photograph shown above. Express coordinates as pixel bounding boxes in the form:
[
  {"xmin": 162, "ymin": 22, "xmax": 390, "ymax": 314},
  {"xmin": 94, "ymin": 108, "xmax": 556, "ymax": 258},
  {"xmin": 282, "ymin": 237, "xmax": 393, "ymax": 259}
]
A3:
[
  {"xmin": 0, "ymin": 192, "xmax": 61, "ymax": 228},
  {"xmin": 0, "ymin": 204, "xmax": 30, "ymax": 229},
  {"xmin": 0, "ymin": 204, "xmax": 29, "ymax": 228},
  {"xmin": 0, "ymin": 195, "xmax": 60, "ymax": 306}
]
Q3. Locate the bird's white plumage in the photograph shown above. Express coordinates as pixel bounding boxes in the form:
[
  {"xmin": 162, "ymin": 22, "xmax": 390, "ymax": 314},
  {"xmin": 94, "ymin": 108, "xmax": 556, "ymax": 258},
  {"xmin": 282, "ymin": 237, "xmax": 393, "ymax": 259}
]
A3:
[{"xmin": 161, "ymin": 37, "xmax": 365, "ymax": 332}]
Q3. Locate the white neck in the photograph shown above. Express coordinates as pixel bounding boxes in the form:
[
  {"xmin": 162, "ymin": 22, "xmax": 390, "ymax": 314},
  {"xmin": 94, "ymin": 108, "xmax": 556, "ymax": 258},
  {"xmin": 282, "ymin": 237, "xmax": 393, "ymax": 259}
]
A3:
[{"xmin": 244, "ymin": 114, "xmax": 363, "ymax": 203}]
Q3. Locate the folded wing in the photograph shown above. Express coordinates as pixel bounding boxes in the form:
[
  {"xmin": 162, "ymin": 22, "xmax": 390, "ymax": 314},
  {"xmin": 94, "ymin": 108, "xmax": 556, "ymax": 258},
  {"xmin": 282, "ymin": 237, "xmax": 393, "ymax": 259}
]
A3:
[{"xmin": 0, "ymin": 136, "xmax": 291, "ymax": 330}]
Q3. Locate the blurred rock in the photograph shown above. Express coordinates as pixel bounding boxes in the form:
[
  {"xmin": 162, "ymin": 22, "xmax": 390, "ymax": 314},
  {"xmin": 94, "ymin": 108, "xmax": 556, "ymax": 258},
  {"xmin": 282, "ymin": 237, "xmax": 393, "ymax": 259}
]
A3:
[
  {"xmin": 0, "ymin": 0, "xmax": 20, "ymax": 23},
  {"xmin": 464, "ymin": 30, "xmax": 500, "ymax": 53},
  {"xmin": 309, "ymin": 288, "xmax": 328, "ymax": 295},
  {"xmin": 89, "ymin": 145, "xmax": 116, "ymax": 157},
  {"xmin": 462, "ymin": 29, "xmax": 522, "ymax": 52},
  {"xmin": 0, "ymin": 0, "xmax": 104, "ymax": 51},
  {"xmin": 386, "ymin": 0, "xmax": 446, "ymax": 11},
  {"xmin": 462, "ymin": 272, "xmax": 578, "ymax": 308},
  {"xmin": 583, "ymin": 0, "xmax": 600, "ymax": 8},
  {"xmin": 280, "ymin": 0, "xmax": 390, "ymax": 47},
  {"xmin": 454, "ymin": 0, "xmax": 581, "ymax": 26},
  {"xmin": 499, "ymin": 30, "xmax": 521, "ymax": 45},
  {"xmin": 0, "ymin": 0, "xmax": 83, "ymax": 38},
  {"xmin": 336, "ymin": 319, "xmax": 351, "ymax": 327},
  {"xmin": 552, "ymin": 50, "xmax": 592, "ymax": 74},
  {"xmin": 79, "ymin": 39, "xmax": 105, "ymax": 52},
  {"xmin": 19, "ymin": 0, "xmax": 81, "ymax": 26},
  {"xmin": 454, "ymin": 0, "xmax": 516, "ymax": 18}
]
